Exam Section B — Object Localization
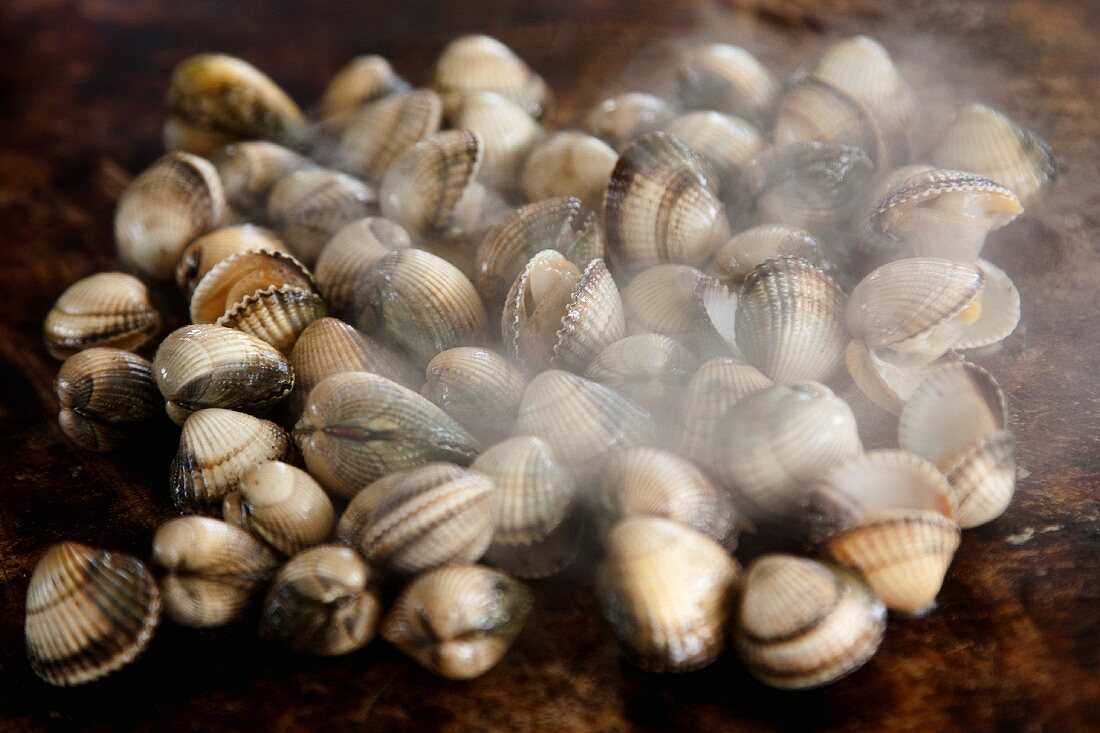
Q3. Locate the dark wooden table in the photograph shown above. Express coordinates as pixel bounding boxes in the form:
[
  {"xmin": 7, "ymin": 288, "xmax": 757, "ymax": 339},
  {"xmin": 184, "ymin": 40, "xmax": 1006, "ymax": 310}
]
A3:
[{"xmin": 2, "ymin": 1, "xmax": 1098, "ymax": 730}]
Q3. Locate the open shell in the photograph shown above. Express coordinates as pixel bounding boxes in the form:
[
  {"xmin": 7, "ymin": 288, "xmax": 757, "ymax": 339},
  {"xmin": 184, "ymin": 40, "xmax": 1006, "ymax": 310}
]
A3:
[
  {"xmin": 176, "ymin": 225, "xmax": 288, "ymax": 298},
  {"xmin": 223, "ymin": 461, "xmax": 336, "ymax": 555},
  {"xmin": 44, "ymin": 273, "xmax": 160, "ymax": 360},
  {"xmin": 321, "ymin": 55, "xmax": 410, "ymax": 129},
  {"xmin": 432, "ymin": 34, "xmax": 549, "ymax": 119},
  {"xmin": 676, "ymin": 44, "xmax": 778, "ymax": 127},
  {"xmin": 55, "ymin": 348, "xmax": 162, "ymax": 451},
  {"xmin": 585, "ymin": 92, "xmax": 674, "ymax": 152},
  {"xmin": 521, "ymin": 132, "xmax": 618, "ymax": 209},
  {"xmin": 844, "ymin": 340, "xmax": 960, "ymax": 415},
  {"xmin": 339, "ymin": 90, "xmax": 443, "ymax": 183},
  {"xmin": 267, "ymin": 169, "xmax": 377, "ymax": 267},
  {"xmin": 313, "ymin": 217, "xmax": 412, "ymax": 314},
  {"xmin": 423, "ymin": 347, "xmax": 528, "ymax": 444},
  {"xmin": 676, "ymin": 357, "xmax": 773, "ymax": 464},
  {"xmin": 956, "ymin": 259, "xmax": 1020, "ymax": 349}
]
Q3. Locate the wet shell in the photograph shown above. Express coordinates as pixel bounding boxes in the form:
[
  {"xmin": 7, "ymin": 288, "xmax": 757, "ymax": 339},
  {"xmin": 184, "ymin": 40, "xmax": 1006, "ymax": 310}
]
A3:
[
  {"xmin": 423, "ymin": 347, "xmax": 527, "ymax": 444},
  {"xmin": 521, "ymin": 132, "xmax": 618, "ymax": 209},
  {"xmin": 382, "ymin": 564, "xmax": 533, "ymax": 680},
  {"xmin": 259, "ymin": 545, "xmax": 382, "ymax": 656},
  {"xmin": 664, "ymin": 111, "xmax": 764, "ymax": 189},
  {"xmin": 844, "ymin": 340, "xmax": 959, "ymax": 415},
  {"xmin": 597, "ymin": 517, "xmax": 740, "ymax": 672},
  {"xmin": 223, "ymin": 461, "xmax": 336, "ymax": 555},
  {"xmin": 585, "ymin": 92, "xmax": 674, "ymax": 152},
  {"xmin": 956, "ymin": 259, "xmax": 1020, "ymax": 349},
  {"xmin": 941, "ymin": 430, "xmax": 1016, "ymax": 528},
  {"xmin": 212, "ymin": 141, "xmax": 314, "ymax": 214},
  {"xmin": 472, "ymin": 436, "xmax": 580, "ymax": 578},
  {"xmin": 152, "ymin": 516, "xmax": 279, "ymax": 628},
  {"xmin": 353, "ymin": 248, "xmax": 487, "ymax": 366},
  {"xmin": 44, "ymin": 273, "xmax": 160, "ymax": 359},
  {"xmin": 176, "ymin": 225, "xmax": 288, "ymax": 298},
  {"xmin": 709, "ymin": 225, "xmax": 825, "ymax": 284},
  {"xmin": 931, "ymin": 103, "xmax": 1056, "ymax": 207},
  {"xmin": 25, "ymin": 543, "xmax": 160, "ymax": 686},
  {"xmin": 314, "ymin": 217, "xmax": 412, "ymax": 314},
  {"xmin": 676, "ymin": 44, "xmax": 778, "ymax": 127},
  {"xmin": 294, "ymin": 372, "xmax": 482, "ymax": 499},
  {"xmin": 773, "ymin": 78, "xmax": 889, "ymax": 170},
  {"xmin": 165, "ymin": 53, "xmax": 305, "ymax": 155},
  {"xmin": 898, "ymin": 361, "xmax": 1007, "ymax": 467},
  {"xmin": 455, "ymin": 91, "xmax": 545, "ymax": 189},
  {"xmin": 736, "ymin": 257, "xmax": 849, "ymax": 384},
  {"xmin": 321, "ymin": 55, "xmax": 410, "ymax": 129},
  {"xmin": 169, "ymin": 408, "xmax": 291, "ymax": 514},
  {"xmin": 621, "ymin": 264, "xmax": 706, "ymax": 342},
  {"xmin": 114, "ymin": 152, "xmax": 225, "ymax": 280},
  {"xmin": 503, "ymin": 252, "xmax": 626, "ymax": 374},
  {"xmin": 870, "ymin": 169, "xmax": 1022, "ymax": 262},
  {"xmin": 339, "ymin": 90, "xmax": 443, "ymax": 183},
  {"xmin": 584, "ymin": 334, "xmax": 696, "ymax": 414},
  {"xmin": 711, "ymin": 382, "xmax": 862, "ymax": 524},
  {"xmin": 379, "ymin": 130, "xmax": 485, "ymax": 237},
  {"xmin": 691, "ymin": 274, "xmax": 741, "ymax": 359},
  {"xmin": 676, "ymin": 357, "xmax": 773, "ymax": 464},
  {"xmin": 512, "ymin": 370, "xmax": 655, "ymax": 482},
  {"xmin": 733, "ymin": 554, "xmax": 885, "ymax": 689},
  {"xmin": 847, "ymin": 258, "xmax": 984, "ymax": 365},
  {"xmin": 55, "ymin": 348, "xmax": 161, "ymax": 451},
  {"xmin": 153, "ymin": 324, "xmax": 294, "ymax": 424},
  {"xmin": 809, "ymin": 36, "xmax": 915, "ymax": 134},
  {"xmin": 216, "ymin": 284, "xmax": 327, "ymax": 353},
  {"xmin": 432, "ymin": 34, "xmax": 550, "ymax": 119},
  {"xmin": 287, "ymin": 317, "xmax": 419, "ymax": 417},
  {"xmin": 335, "ymin": 472, "xmax": 405, "ymax": 546},
  {"xmin": 603, "ymin": 132, "xmax": 731, "ymax": 269},
  {"xmin": 351, "ymin": 462, "xmax": 495, "ymax": 574},
  {"xmin": 597, "ymin": 448, "xmax": 738, "ymax": 548},
  {"xmin": 267, "ymin": 169, "xmax": 378, "ymax": 267}
]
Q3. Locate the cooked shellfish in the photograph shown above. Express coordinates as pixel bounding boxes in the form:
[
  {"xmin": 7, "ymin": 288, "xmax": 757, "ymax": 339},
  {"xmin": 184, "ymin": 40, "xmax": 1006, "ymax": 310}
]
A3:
[
  {"xmin": 664, "ymin": 111, "xmax": 764, "ymax": 189},
  {"xmin": 676, "ymin": 44, "xmax": 778, "ymax": 127},
  {"xmin": 321, "ymin": 55, "xmax": 410, "ymax": 129},
  {"xmin": 676, "ymin": 357, "xmax": 773, "ymax": 464},
  {"xmin": 520, "ymin": 132, "xmax": 618, "ymax": 209},
  {"xmin": 176, "ymin": 225, "xmax": 288, "ymax": 299},
  {"xmin": 339, "ymin": 89, "xmax": 443, "ymax": 183},
  {"xmin": 44, "ymin": 272, "xmax": 160, "ymax": 359},
  {"xmin": 223, "ymin": 461, "xmax": 336, "ymax": 555},
  {"xmin": 584, "ymin": 333, "xmax": 696, "ymax": 414},
  {"xmin": 213, "ymin": 141, "xmax": 314, "ymax": 215},
  {"xmin": 423, "ymin": 347, "xmax": 527, "ymax": 444},
  {"xmin": 313, "ymin": 217, "xmax": 412, "ymax": 314},
  {"xmin": 709, "ymin": 225, "xmax": 828, "ymax": 285},
  {"xmin": 454, "ymin": 91, "xmax": 544, "ymax": 189},
  {"xmin": 432, "ymin": 34, "xmax": 550, "ymax": 119},
  {"xmin": 585, "ymin": 92, "xmax": 674, "ymax": 152},
  {"xmin": 267, "ymin": 169, "xmax": 378, "ymax": 267},
  {"xmin": 55, "ymin": 348, "xmax": 162, "ymax": 451}
]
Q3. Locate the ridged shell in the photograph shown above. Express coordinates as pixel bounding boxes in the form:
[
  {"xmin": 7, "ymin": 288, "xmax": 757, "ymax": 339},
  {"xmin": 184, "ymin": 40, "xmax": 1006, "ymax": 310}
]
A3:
[
  {"xmin": 335, "ymin": 472, "xmax": 404, "ymax": 546},
  {"xmin": 513, "ymin": 370, "xmax": 655, "ymax": 482},
  {"xmin": 734, "ymin": 555, "xmax": 885, "ymax": 689},
  {"xmin": 432, "ymin": 34, "xmax": 550, "ymax": 119},
  {"xmin": 165, "ymin": 53, "xmax": 305, "ymax": 154},
  {"xmin": 169, "ymin": 408, "xmax": 291, "ymax": 514},
  {"xmin": 351, "ymin": 462, "xmax": 495, "ymax": 574},
  {"xmin": 956, "ymin": 259, "xmax": 1020, "ymax": 349},
  {"xmin": 267, "ymin": 169, "xmax": 377, "ymax": 267},
  {"xmin": 941, "ymin": 430, "xmax": 1016, "ymax": 529},
  {"xmin": 339, "ymin": 90, "xmax": 443, "ymax": 183},
  {"xmin": 521, "ymin": 132, "xmax": 618, "ymax": 209},
  {"xmin": 597, "ymin": 517, "xmax": 740, "ymax": 672},
  {"xmin": 691, "ymin": 274, "xmax": 742, "ymax": 359},
  {"xmin": 676, "ymin": 357, "xmax": 773, "ymax": 464},
  {"xmin": 212, "ymin": 142, "xmax": 314, "ymax": 214},
  {"xmin": 736, "ymin": 257, "xmax": 848, "ymax": 383},
  {"xmin": 294, "ymin": 372, "xmax": 482, "ymax": 499},
  {"xmin": 423, "ymin": 347, "xmax": 527, "ymax": 444},
  {"xmin": 676, "ymin": 44, "xmax": 778, "ymax": 127},
  {"xmin": 604, "ymin": 132, "xmax": 731, "ymax": 269},
  {"xmin": 287, "ymin": 317, "xmax": 419, "ymax": 417},
  {"xmin": 189, "ymin": 247, "xmax": 316, "ymax": 322},
  {"xmin": 379, "ymin": 130, "xmax": 485, "ymax": 237},
  {"xmin": 353, "ymin": 248, "xmax": 487, "ymax": 366},
  {"xmin": 898, "ymin": 361, "xmax": 1007, "ymax": 467},
  {"xmin": 847, "ymin": 258, "xmax": 984, "ymax": 364},
  {"xmin": 321, "ymin": 55, "xmax": 410, "ymax": 128},
  {"xmin": 584, "ymin": 334, "xmax": 696, "ymax": 414},
  {"xmin": 773, "ymin": 78, "xmax": 889, "ymax": 170},
  {"xmin": 314, "ymin": 217, "xmax": 412, "ymax": 314},
  {"xmin": 585, "ymin": 92, "xmax": 674, "ymax": 152},
  {"xmin": 709, "ymin": 225, "xmax": 825, "ymax": 284},
  {"xmin": 931, "ymin": 103, "xmax": 1056, "ymax": 207},
  {"xmin": 153, "ymin": 324, "xmax": 294, "ymax": 424},
  {"xmin": 152, "ymin": 516, "xmax": 279, "ymax": 628},
  {"xmin": 455, "ymin": 91, "xmax": 545, "ymax": 188},
  {"xmin": 844, "ymin": 340, "xmax": 960, "ymax": 415},
  {"xmin": 809, "ymin": 36, "xmax": 915, "ymax": 134},
  {"xmin": 473, "ymin": 436, "xmax": 581, "ymax": 578},
  {"xmin": 114, "ymin": 152, "xmax": 225, "ymax": 280},
  {"xmin": 597, "ymin": 448, "xmax": 738, "ymax": 548},
  {"xmin": 217, "ymin": 285, "xmax": 327, "ymax": 352},
  {"xmin": 44, "ymin": 273, "xmax": 160, "ymax": 360},
  {"xmin": 176, "ymin": 225, "xmax": 288, "ymax": 298},
  {"xmin": 55, "ymin": 348, "xmax": 161, "ymax": 451},
  {"xmin": 259, "ymin": 545, "xmax": 381, "ymax": 655},
  {"xmin": 621, "ymin": 264, "xmax": 705, "ymax": 342},
  {"xmin": 664, "ymin": 111, "xmax": 764, "ymax": 188},
  {"xmin": 25, "ymin": 543, "xmax": 160, "ymax": 686},
  {"xmin": 711, "ymin": 382, "xmax": 862, "ymax": 524},
  {"xmin": 382, "ymin": 564, "xmax": 533, "ymax": 680},
  {"xmin": 223, "ymin": 461, "xmax": 336, "ymax": 555}
]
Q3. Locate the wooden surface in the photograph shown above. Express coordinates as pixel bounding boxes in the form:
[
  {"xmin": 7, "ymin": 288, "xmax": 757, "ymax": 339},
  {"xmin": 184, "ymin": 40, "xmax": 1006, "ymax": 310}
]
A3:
[{"xmin": 2, "ymin": 0, "xmax": 1099, "ymax": 730}]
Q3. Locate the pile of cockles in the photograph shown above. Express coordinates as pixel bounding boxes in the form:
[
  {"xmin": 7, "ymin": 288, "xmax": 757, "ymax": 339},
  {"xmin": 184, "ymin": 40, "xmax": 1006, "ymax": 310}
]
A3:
[{"xmin": 30, "ymin": 33, "xmax": 1055, "ymax": 688}]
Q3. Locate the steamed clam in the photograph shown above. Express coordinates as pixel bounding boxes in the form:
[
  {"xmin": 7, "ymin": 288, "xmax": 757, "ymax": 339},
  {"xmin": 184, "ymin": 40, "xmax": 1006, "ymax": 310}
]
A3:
[
  {"xmin": 339, "ymin": 89, "xmax": 443, "ymax": 183},
  {"xmin": 176, "ymin": 225, "xmax": 288, "ymax": 298},
  {"xmin": 55, "ymin": 348, "xmax": 162, "ymax": 451},
  {"xmin": 956, "ymin": 259, "xmax": 1020, "ymax": 349},
  {"xmin": 321, "ymin": 55, "xmax": 410, "ymax": 129},
  {"xmin": 676, "ymin": 44, "xmax": 777, "ymax": 127},
  {"xmin": 676, "ymin": 357, "xmax": 773, "ymax": 464},
  {"xmin": 432, "ymin": 34, "xmax": 550, "ymax": 119},
  {"xmin": 709, "ymin": 225, "xmax": 828, "ymax": 285},
  {"xmin": 213, "ymin": 141, "xmax": 314, "ymax": 215},
  {"xmin": 223, "ymin": 461, "xmax": 336, "ymax": 555},
  {"xmin": 620, "ymin": 264, "xmax": 706, "ymax": 343},
  {"xmin": 422, "ymin": 347, "xmax": 528, "ymax": 444},
  {"xmin": 152, "ymin": 516, "xmax": 280, "ymax": 628},
  {"xmin": 585, "ymin": 92, "xmax": 674, "ymax": 152},
  {"xmin": 44, "ymin": 272, "xmax": 160, "ymax": 359},
  {"xmin": 844, "ymin": 339, "xmax": 959, "ymax": 415},
  {"xmin": 267, "ymin": 169, "xmax": 378, "ymax": 266},
  {"xmin": 664, "ymin": 111, "xmax": 764, "ymax": 190},
  {"xmin": 520, "ymin": 132, "xmax": 618, "ymax": 210},
  {"xmin": 774, "ymin": 78, "xmax": 890, "ymax": 170},
  {"xmin": 454, "ymin": 91, "xmax": 545, "ymax": 189},
  {"xmin": 259, "ymin": 545, "xmax": 382, "ymax": 656},
  {"xmin": 382, "ymin": 564, "xmax": 533, "ymax": 679},
  {"xmin": 584, "ymin": 333, "xmax": 696, "ymax": 414},
  {"xmin": 313, "ymin": 217, "xmax": 412, "ymax": 314},
  {"xmin": 807, "ymin": 36, "xmax": 915, "ymax": 138},
  {"xmin": 25, "ymin": 543, "xmax": 161, "ymax": 686}
]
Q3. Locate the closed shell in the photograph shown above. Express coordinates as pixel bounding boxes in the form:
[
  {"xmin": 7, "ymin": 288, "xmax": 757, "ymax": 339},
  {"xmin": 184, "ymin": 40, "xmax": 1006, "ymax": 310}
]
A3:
[
  {"xmin": 621, "ymin": 264, "xmax": 705, "ymax": 342},
  {"xmin": 521, "ymin": 132, "xmax": 617, "ymax": 209},
  {"xmin": 294, "ymin": 372, "xmax": 481, "ymax": 499},
  {"xmin": 941, "ymin": 430, "xmax": 1016, "ymax": 529},
  {"xmin": 314, "ymin": 217, "xmax": 412, "ymax": 314},
  {"xmin": 223, "ymin": 461, "xmax": 336, "ymax": 555},
  {"xmin": 267, "ymin": 169, "xmax": 378, "ymax": 266},
  {"xmin": 321, "ymin": 55, "xmax": 410, "ymax": 128},
  {"xmin": 585, "ymin": 92, "xmax": 673, "ymax": 152},
  {"xmin": 213, "ymin": 142, "xmax": 314, "ymax": 214},
  {"xmin": 455, "ymin": 91, "xmax": 544, "ymax": 189},
  {"xmin": 709, "ymin": 225, "xmax": 824, "ymax": 284},
  {"xmin": 25, "ymin": 543, "xmax": 160, "ymax": 686},
  {"xmin": 423, "ymin": 347, "xmax": 527, "ymax": 444},
  {"xmin": 176, "ymin": 225, "xmax": 288, "ymax": 298},
  {"xmin": 773, "ymin": 78, "xmax": 889, "ymax": 170},
  {"xmin": 809, "ymin": 36, "xmax": 914, "ymax": 135},
  {"xmin": 44, "ymin": 273, "xmax": 160, "ymax": 360},
  {"xmin": 432, "ymin": 34, "xmax": 550, "ymax": 119},
  {"xmin": 55, "ymin": 348, "xmax": 161, "ymax": 451},
  {"xmin": 584, "ymin": 334, "xmax": 696, "ymax": 414},
  {"xmin": 676, "ymin": 44, "xmax": 778, "ymax": 127},
  {"xmin": 339, "ymin": 90, "xmax": 443, "ymax": 183},
  {"xmin": 664, "ymin": 111, "xmax": 764, "ymax": 188},
  {"xmin": 676, "ymin": 357, "xmax": 772, "ymax": 464}
]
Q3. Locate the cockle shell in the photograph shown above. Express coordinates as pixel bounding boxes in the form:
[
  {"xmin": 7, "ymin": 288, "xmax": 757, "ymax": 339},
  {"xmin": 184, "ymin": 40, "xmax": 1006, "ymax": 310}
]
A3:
[
  {"xmin": 585, "ymin": 92, "xmax": 674, "ymax": 152},
  {"xmin": 223, "ymin": 461, "xmax": 336, "ymax": 555},
  {"xmin": 621, "ymin": 264, "xmax": 706, "ymax": 342},
  {"xmin": 676, "ymin": 357, "xmax": 773, "ymax": 464},
  {"xmin": 733, "ymin": 554, "xmax": 885, "ymax": 689},
  {"xmin": 708, "ymin": 225, "xmax": 826, "ymax": 284},
  {"xmin": 844, "ymin": 340, "xmax": 960, "ymax": 415},
  {"xmin": 676, "ymin": 44, "xmax": 778, "ymax": 127},
  {"xmin": 664, "ymin": 111, "xmax": 764, "ymax": 189},
  {"xmin": 422, "ymin": 347, "xmax": 528, "ymax": 444},
  {"xmin": 382, "ymin": 564, "xmax": 533, "ymax": 679},
  {"xmin": 521, "ymin": 132, "xmax": 618, "ymax": 209},
  {"xmin": 212, "ymin": 141, "xmax": 314, "ymax": 214},
  {"xmin": 941, "ymin": 429, "xmax": 1016, "ymax": 528},
  {"xmin": 808, "ymin": 36, "xmax": 915, "ymax": 135},
  {"xmin": 773, "ymin": 78, "xmax": 891, "ymax": 170},
  {"xmin": 321, "ymin": 54, "xmax": 410, "ymax": 129},
  {"xmin": 294, "ymin": 372, "xmax": 481, "ymax": 499},
  {"xmin": 25, "ymin": 543, "xmax": 160, "ymax": 686},
  {"xmin": 454, "ymin": 91, "xmax": 545, "ymax": 189},
  {"xmin": 597, "ymin": 517, "xmax": 740, "ymax": 672},
  {"xmin": 267, "ymin": 169, "xmax": 377, "ymax": 267},
  {"xmin": 44, "ymin": 272, "xmax": 160, "ymax": 360},
  {"xmin": 339, "ymin": 90, "xmax": 443, "ymax": 183},
  {"xmin": 584, "ymin": 333, "xmax": 696, "ymax": 414},
  {"xmin": 55, "ymin": 348, "xmax": 162, "ymax": 451},
  {"xmin": 956, "ymin": 259, "xmax": 1020, "ymax": 349},
  {"xmin": 176, "ymin": 225, "xmax": 288, "ymax": 298},
  {"xmin": 152, "ymin": 516, "xmax": 279, "ymax": 628},
  {"xmin": 313, "ymin": 217, "xmax": 412, "ymax": 314},
  {"xmin": 432, "ymin": 34, "xmax": 550, "ymax": 119}
]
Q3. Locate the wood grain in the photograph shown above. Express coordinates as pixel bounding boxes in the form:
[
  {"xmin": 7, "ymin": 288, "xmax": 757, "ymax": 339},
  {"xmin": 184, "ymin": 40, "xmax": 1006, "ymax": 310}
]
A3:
[{"xmin": 1, "ymin": 1, "xmax": 1098, "ymax": 730}]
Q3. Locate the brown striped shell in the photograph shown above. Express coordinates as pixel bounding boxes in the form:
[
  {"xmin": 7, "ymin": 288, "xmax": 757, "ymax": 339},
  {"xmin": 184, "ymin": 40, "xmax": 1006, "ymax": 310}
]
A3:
[
  {"xmin": 313, "ymin": 217, "xmax": 412, "ymax": 314},
  {"xmin": 454, "ymin": 91, "xmax": 545, "ymax": 188},
  {"xmin": 339, "ymin": 89, "xmax": 443, "ymax": 183},
  {"xmin": 941, "ymin": 429, "xmax": 1016, "ymax": 529},
  {"xmin": 773, "ymin": 78, "xmax": 890, "ymax": 170},
  {"xmin": 422, "ymin": 347, "xmax": 528, "ymax": 444},
  {"xmin": 621, "ymin": 264, "xmax": 706, "ymax": 342},
  {"xmin": 584, "ymin": 333, "xmax": 697, "ymax": 414},
  {"xmin": 320, "ymin": 55, "xmax": 410, "ymax": 129},
  {"xmin": 432, "ymin": 34, "xmax": 550, "ymax": 119},
  {"xmin": 585, "ymin": 92, "xmax": 674, "ymax": 152},
  {"xmin": 223, "ymin": 461, "xmax": 336, "ymax": 555},
  {"xmin": 212, "ymin": 141, "xmax": 314, "ymax": 214},
  {"xmin": 55, "ymin": 348, "xmax": 162, "ymax": 451},
  {"xmin": 267, "ymin": 169, "xmax": 378, "ymax": 267},
  {"xmin": 520, "ymin": 132, "xmax": 618, "ymax": 209},
  {"xmin": 44, "ymin": 273, "xmax": 160, "ymax": 360},
  {"xmin": 676, "ymin": 44, "xmax": 778, "ymax": 127},
  {"xmin": 676, "ymin": 357, "xmax": 773, "ymax": 464},
  {"xmin": 664, "ymin": 111, "xmax": 764, "ymax": 189},
  {"xmin": 708, "ymin": 225, "xmax": 826, "ymax": 285},
  {"xmin": 808, "ymin": 36, "xmax": 915, "ymax": 136}
]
